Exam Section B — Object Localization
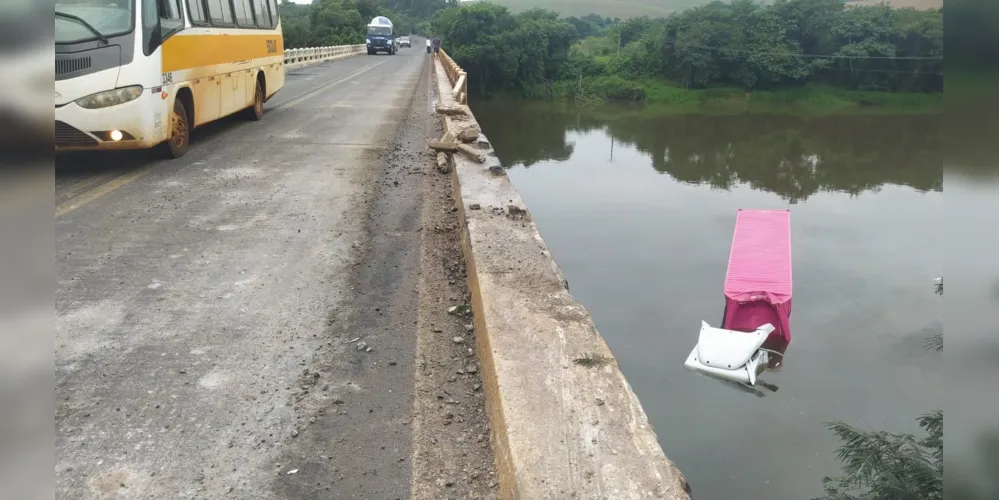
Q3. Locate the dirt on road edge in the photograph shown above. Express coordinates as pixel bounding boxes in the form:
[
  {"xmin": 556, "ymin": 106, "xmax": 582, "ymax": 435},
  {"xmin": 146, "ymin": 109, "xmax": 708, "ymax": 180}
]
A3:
[{"xmin": 409, "ymin": 65, "xmax": 499, "ymax": 500}]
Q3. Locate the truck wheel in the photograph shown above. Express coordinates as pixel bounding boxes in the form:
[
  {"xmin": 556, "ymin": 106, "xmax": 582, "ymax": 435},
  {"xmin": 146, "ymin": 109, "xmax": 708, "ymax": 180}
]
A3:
[{"xmin": 164, "ymin": 98, "xmax": 191, "ymax": 159}]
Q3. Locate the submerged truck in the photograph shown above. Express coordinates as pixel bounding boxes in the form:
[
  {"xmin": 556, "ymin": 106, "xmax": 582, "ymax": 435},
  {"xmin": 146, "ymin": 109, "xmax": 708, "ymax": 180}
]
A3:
[{"xmin": 366, "ymin": 16, "xmax": 395, "ymax": 55}]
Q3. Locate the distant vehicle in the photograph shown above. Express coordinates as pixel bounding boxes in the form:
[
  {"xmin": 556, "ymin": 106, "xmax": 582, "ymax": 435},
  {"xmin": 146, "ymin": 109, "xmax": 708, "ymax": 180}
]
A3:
[
  {"xmin": 366, "ymin": 16, "xmax": 395, "ymax": 55},
  {"xmin": 398, "ymin": 36, "xmax": 411, "ymax": 48},
  {"xmin": 54, "ymin": 0, "xmax": 286, "ymax": 159}
]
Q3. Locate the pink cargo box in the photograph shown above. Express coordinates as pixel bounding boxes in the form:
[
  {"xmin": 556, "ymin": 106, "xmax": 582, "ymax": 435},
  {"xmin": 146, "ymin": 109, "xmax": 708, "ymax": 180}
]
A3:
[{"xmin": 721, "ymin": 209, "xmax": 792, "ymax": 343}]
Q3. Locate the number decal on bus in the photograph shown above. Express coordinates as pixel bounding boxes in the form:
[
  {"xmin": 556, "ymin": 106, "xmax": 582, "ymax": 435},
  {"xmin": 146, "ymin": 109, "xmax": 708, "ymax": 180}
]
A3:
[
  {"xmin": 161, "ymin": 72, "xmax": 174, "ymax": 85},
  {"xmin": 266, "ymin": 40, "xmax": 278, "ymax": 54}
]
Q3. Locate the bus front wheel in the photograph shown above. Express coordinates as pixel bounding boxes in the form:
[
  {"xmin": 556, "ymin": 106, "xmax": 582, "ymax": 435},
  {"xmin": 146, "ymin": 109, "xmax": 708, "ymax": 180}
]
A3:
[{"xmin": 165, "ymin": 98, "xmax": 191, "ymax": 159}]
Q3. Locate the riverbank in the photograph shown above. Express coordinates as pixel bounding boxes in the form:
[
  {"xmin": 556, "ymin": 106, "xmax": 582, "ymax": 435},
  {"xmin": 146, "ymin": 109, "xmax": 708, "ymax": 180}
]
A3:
[{"xmin": 521, "ymin": 77, "xmax": 942, "ymax": 115}]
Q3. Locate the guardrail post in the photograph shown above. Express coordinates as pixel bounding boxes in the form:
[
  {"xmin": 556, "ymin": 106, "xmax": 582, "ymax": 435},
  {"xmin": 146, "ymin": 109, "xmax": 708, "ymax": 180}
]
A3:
[
  {"xmin": 452, "ymin": 73, "xmax": 465, "ymax": 102},
  {"xmin": 460, "ymin": 71, "xmax": 467, "ymax": 104}
]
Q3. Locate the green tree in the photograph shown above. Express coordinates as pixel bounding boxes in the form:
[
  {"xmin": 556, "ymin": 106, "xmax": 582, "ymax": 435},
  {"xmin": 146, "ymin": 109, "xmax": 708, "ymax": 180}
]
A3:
[
  {"xmin": 432, "ymin": 3, "xmax": 520, "ymax": 94},
  {"xmin": 309, "ymin": 0, "xmax": 365, "ymax": 46},
  {"xmin": 279, "ymin": 0, "xmax": 312, "ymax": 48},
  {"xmin": 537, "ymin": 0, "xmax": 940, "ymax": 96},
  {"xmin": 516, "ymin": 9, "xmax": 579, "ymax": 81},
  {"xmin": 612, "ymin": 15, "xmax": 659, "ymax": 47},
  {"xmin": 565, "ymin": 16, "xmax": 600, "ymax": 39},
  {"xmin": 431, "ymin": 2, "xmax": 578, "ymax": 95},
  {"xmin": 732, "ymin": 7, "xmax": 810, "ymax": 89},
  {"xmin": 816, "ymin": 278, "xmax": 942, "ymax": 500}
]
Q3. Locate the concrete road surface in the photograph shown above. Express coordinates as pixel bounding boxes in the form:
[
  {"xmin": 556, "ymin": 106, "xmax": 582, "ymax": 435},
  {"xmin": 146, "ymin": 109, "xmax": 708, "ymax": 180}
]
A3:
[{"xmin": 55, "ymin": 47, "xmax": 494, "ymax": 499}]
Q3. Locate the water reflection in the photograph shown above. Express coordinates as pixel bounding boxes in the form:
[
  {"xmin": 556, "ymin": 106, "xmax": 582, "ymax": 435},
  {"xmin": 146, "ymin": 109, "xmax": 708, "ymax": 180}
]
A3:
[
  {"xmin": 473, "ymin": 100, "xmax": 944, "ymax": 500},
  {"xmin": 474, "ymin": 103, "xmax": 576, "ymax": 166},
  {"xmin": 475, "ymin": 102, "xmax": 942, "ymax": 203}
]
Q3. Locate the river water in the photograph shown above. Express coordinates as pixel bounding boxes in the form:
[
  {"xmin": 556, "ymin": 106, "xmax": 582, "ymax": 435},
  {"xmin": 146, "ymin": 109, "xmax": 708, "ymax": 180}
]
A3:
[{"xmin": 473, "ymin": 101, "xmax": 944, "ymax": 500}]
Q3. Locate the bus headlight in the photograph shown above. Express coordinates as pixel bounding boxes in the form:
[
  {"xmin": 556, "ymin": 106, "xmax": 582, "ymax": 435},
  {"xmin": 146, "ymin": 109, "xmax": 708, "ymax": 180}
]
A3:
[
  {"xmin": 366, "ymin": 38, "xmax": 371, "ymax": 44},
  {"xmin": 75, "ymin": 86, "xmax": 143, "ymax": 110}
]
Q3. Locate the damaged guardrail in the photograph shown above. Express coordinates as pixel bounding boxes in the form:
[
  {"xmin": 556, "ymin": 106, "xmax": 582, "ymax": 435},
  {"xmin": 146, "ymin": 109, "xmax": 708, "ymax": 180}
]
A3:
[{"xmin": 437, "ymin": 48, "xmax": 468, "ymax": 105}]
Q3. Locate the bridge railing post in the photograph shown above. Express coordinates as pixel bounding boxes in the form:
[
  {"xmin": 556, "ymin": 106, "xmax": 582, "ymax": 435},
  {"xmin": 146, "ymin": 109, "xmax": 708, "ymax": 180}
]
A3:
[{"xmin": 438, "ymin": 49, "xmax": 468, "ymax": 105}]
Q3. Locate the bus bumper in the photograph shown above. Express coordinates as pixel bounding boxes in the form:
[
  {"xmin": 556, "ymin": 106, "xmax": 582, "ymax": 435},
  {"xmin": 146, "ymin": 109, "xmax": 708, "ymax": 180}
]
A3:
[{"xmin": 54, "ymin": 90, "xmax": 168, "ymax": 152}]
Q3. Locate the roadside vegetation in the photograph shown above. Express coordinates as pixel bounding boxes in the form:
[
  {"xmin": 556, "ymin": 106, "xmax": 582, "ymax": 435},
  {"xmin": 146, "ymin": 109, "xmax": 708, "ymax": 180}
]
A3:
[{"xmin": 429, "ymin": 0, "xmax": 942, "ymax": 112}]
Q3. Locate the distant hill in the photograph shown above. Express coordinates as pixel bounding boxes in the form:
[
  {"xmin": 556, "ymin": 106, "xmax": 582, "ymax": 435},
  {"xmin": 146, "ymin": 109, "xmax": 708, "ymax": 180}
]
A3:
[
  {"xmin": 488, "ymin": 0, "xmax": 940, "ymax": 19},
  {"xmin": 845, "ymin": 0, "xmax": 941, "ymax": 8},
  {"xmin": 489, "ymin": 0, "xmax": 717, "ymax": 19}
]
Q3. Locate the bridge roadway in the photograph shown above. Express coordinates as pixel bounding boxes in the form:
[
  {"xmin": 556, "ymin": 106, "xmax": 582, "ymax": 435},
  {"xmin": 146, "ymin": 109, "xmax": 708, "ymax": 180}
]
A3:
[{"xmin": 55, "ymin": 46, "xmax": 496, "ymax": 498}]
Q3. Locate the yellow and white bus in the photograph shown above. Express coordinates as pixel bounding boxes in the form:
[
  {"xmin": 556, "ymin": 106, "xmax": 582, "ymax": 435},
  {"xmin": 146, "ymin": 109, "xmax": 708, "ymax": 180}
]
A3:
[{"xmin": 55, "ymin": 0, "xmax": 285, "ymax": 158}]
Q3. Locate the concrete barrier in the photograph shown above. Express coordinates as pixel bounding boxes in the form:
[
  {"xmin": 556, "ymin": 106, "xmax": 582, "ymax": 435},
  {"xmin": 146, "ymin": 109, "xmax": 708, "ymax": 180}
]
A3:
[
  {"xmin": 432, "ymin": 50, "xmax": 692, "ymax": 500},
  {"xmin": 283, "ymin": 45, "xmax": 367, "ymax": 70}
]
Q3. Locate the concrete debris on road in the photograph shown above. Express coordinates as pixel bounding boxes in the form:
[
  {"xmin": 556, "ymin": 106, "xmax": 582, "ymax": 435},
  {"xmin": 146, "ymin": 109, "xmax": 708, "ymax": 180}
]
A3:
[
  {"xmin": 455, "ymin": 124, "xmax": 480, "ymax": 143},
  {"xmin": 435, "ymin": 103, "xmax": 467, "ymax": 116}
]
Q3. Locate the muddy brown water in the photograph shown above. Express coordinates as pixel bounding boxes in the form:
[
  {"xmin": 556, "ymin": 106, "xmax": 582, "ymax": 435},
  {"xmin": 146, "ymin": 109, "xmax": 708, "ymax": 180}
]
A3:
[{"xmin": 473, "ymin": 100, "xmax": 944, "ymax": 500}]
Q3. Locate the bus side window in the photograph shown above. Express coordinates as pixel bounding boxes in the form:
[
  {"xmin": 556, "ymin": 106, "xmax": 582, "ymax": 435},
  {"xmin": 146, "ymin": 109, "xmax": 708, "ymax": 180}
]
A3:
[
  {"xmin": 186, "ymin": 0, "xmax": 208, "ymax": 26},
  {"xmin": 233, "ymin": 0, "xmax": 254, "ymax": 28},
  {"xmin": 266, "ymin": 0, "xmax": 279, "ymax": 25},
  {"xmin": 205, "ymin": 0, "xmax": 234, "ymax": 26},
  {"xmin": 159, "ymin": 0, "xmax": 184, "ymax": 37},
  {"xmin": 251, "ymin": 0, "xmax": 270, "ymax": 28}
]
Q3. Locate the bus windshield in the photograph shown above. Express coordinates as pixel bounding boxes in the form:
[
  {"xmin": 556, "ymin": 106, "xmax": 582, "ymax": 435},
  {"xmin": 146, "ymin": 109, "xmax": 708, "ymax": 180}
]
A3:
[
  {"xmin": 367, "ymin": 26, "xmax": 392, "ymax": 36},
  {"xmin": 55, "ymin": 0, "xmax": 133, "ymax": 44}
]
